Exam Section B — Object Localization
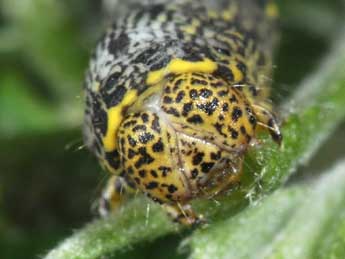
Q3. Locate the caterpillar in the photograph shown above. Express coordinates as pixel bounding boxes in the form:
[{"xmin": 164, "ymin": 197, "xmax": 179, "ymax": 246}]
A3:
[{"xmin": 84, "ymin": 0, "xmax": 282, "ymax": 225}]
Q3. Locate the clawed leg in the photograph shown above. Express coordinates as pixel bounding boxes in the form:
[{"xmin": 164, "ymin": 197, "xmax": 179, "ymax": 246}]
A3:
[
  {"xmin": 252, "ymin": 104, "xmax": 282, "ymax": 145},
  {"xmin": 162, "ymin": 202, "xmax": 204, "ymax": 226},
  {"xmin": 200, "ymin": 157, "xmax": 243, "ymax": 197},
  {"xmin": 99, "ymin": 175, "xmax": 134, "ymax": 216}
]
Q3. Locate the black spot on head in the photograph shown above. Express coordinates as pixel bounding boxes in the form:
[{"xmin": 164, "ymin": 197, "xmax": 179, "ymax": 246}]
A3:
[
  {"xmin": 168, "ymin": 184, "xmax": 178, "ymax": 193},
  {"xmin": 214, "ymin": 122, "xmax": 227, "ymax": 137},
  {"xmin": 191, "ymin": 78, "xmax": 208, "ymax": 86},
  {"xmin": 187, "ymin": 114, "xmax": 203, "ymax": 124},
  {"xmin": 127, "ymin": 136, "xmax": 137, "ymax": 147},
  {"xmin": 193, "ymin": 73, "xmax": 207, "ymax": 79},
  {"xmin": 150, "ymin": 170, "xmax": 158, "ymax": 178},
  {"xmin": 217, "ymin": 90, "xmax": 228, "ymax": 97},
  {"xmin": 123, "ymin": 119, "xmax": 138, "ymax": 128},
  {"xmin": 139, "ymin": 132, "xmax": 154, "ymax": 144},
  {"xmin": 222, "ymin": 103, "xmax": 229, "ymax": 112},
  {"xmin": 151, "ymin": 115, "xmax": 161, "ymax": 133},
  {"xmin": 164, "ymin": 107, "xmax": 180, "ymax": 117},
  {"xmin": 199, "ymin": 89, "xmax": 213, "ymax": 98},
  {"xmin": 189, "ymin": 89, "xmax": 198, "ymax": 100},
  {"xmin": 163, "ymin": 96, "xmax": 173, "ymax": 104},
  {"xmin": 133, "ymin": 112, "xmax": 141, "ymax": 118},
  {"xmin": 134, "ymin": 148, "xmax": 154, "ymax": 168},
  {"xmin": 182, "ymin": 102, "xmax": 193, "ymax": 116},
  {"xmin": 210, "ymin": 81, "xmax": 225, "ymax": 88},
  {"xmin": 141, "ymin": 113, "xmax": 149, "ymax": 123},
  {"xmin": 174, "ymin": 78, "xmax": 184, "ymax": 89},
  {"xmin": 197, "ymin": 98, "xmax": 219, "ymax": 115},
  {"xmin": 191, "ymin": 168, "xmax": 199, "ymax": 178},
  {"xmin": 134, "ymin": 177, "xmax": 141, "ymax": 184},
  {"xmin": 240, "ymin": 126, "xmax": 247, "ymax": 134},
  {"xmin": 229, "ymin": 128, "xmax": 239, "ymax": 139},
  {"xmin": 128, "ymin": 149, "xmax": 136, "ymax": 159},
  {"xmin": 146, "ymin": 181, "xmax": 158, "ymax": 189},
  {"xmin": 175, "ymin": 91, "xmax": 185, "ymax": 103},
  {"xmin": 159, "ymin": 166, "xmax": 171, "ymax": 177},
  {"xmin": 164, "ymin": 86, "xmax": 171, "ymax": 94},
  {"xmin": 232, "ymin": 107, "xmax": 243, "ymax": 122},
  {"xmin": 200, "ymin": 162, "xmax": 215, "ymax": 173},
  {"xmin": 139, "ymin": 170, "xmax": 147, "ymax": 178},
  {"xmin": 133, "ymin": 125, "xmax": 147, "ymax": 132},
  {"xmin": 192, "ymin": 152, "xmax": 204, "ymax": 165},
  {"xmin": 152, "ymin": 138, "xmax": 164, "ymax": 152}
]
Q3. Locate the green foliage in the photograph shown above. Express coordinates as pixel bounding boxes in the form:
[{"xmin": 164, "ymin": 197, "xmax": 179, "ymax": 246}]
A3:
[{"xmin": 0, "ymin": 1, "xmax": 344, "ymax": 259}]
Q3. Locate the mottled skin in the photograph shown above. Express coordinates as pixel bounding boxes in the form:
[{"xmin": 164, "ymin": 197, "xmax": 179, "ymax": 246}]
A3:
[{"xmin": 84, "ymin": 0, "xmax": 282, "ymax": 225}]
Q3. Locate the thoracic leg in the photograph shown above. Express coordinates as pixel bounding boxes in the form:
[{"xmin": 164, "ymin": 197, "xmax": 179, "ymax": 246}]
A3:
[
  {"xmin": 200, "ymin": 156, "xmax": 243, "ymax": 197},
  {"xmin": 252, "ymin": 103, "xmax": 282, "ymax": 144},
  {"xmin": 99, "ymin": 175, "xmax": 134, "ymax": 216},
  {"xmin": 162, "ymin": 202, "xmax": 203, "ymax": 225}
]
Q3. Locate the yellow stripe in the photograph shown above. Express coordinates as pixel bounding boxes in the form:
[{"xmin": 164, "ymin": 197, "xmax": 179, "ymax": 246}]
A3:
[
  {"xmin": 146, "ymin": 58, "xmax": 218, "ymax": 85},
  {"xmin": 103, "ymin": 89, "xmax": 137, "ymax": 152},
  {"xmin": 229, "ymin": 62, "xmax": 244, "ymax": 82}
]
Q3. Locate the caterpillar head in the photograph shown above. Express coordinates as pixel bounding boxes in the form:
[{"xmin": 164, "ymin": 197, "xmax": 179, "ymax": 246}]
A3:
[{"xmin": 115, "ymin": 72, "xmax": 257, "ymax": 201}]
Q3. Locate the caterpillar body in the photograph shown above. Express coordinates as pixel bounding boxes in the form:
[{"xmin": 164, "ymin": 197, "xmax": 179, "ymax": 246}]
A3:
[{"xmin": 84, "ymin": 0, "xmax": 282, "ymax": 225}]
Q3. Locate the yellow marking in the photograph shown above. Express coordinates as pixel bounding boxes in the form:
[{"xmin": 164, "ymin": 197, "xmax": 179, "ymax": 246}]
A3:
[
  {"xmin": 146, "ymin": 58, "xmax": 218, "ymax": 85},
  {"xmin": 103, "ymin": 89, "xmax": 137, "ymax": 152},
  {"xmin": 229, "ymin": 62, "xmax": 244, "ymax": 82},
  {"xmin": 182, "ymin": 19, "xmax": 200, "ymax": 35},
  {"xmin": 222, "ymin": 5, "xmax": 237, "ymax": 21},
  {"xmin": 183, "ymin": 25, "xmax": 196, "ymax": 34},
  {"xmin": 157, "ymin": 13, "xmax": 167, "ymax": 23},
  {"xmin": 92, "ymin": 82, "xmax": 101, "ymax": 92},
  {"xmin": 207, "ymin": 10, "xmax": 219, "ymax": 19},
  {"xmin": 266, "ymin": 3, "xmax": 279, "ymax": 18}
]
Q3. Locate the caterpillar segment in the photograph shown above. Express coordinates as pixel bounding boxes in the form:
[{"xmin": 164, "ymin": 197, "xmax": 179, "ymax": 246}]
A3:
[{"xmin": 84, "ymin": 0, "xmax": 282, "ymax": 225}]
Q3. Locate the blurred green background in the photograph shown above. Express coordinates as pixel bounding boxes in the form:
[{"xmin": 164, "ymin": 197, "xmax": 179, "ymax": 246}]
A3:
[{"xmin": 0, "ymin": 0, "xmax": 344, "ymax": 258}]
